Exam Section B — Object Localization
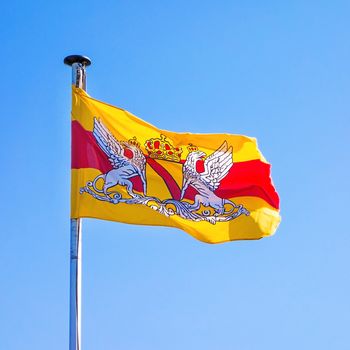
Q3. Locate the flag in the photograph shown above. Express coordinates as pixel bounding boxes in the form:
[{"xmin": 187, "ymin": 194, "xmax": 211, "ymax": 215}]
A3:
[{"xmin": 71, "ymin": 87, "xmax": 280, "ymax": 243}]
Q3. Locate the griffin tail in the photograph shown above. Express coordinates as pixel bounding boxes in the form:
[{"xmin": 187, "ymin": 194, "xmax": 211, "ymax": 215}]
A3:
[{"xmin": 91, "ymin": 174, "xmax": 105, "ymax": 193}]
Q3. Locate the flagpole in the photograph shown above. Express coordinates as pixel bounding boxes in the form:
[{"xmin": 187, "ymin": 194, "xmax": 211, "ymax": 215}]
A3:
[{"xmin": 64, "ymin": 54, "xmax": 91, "ymax": 350}]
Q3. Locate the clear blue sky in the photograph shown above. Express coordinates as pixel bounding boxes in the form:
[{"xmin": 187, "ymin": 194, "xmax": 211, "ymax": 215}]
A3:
[{"xmin": 1, "ymin": 1, "xmax": 349, "ymax": 349}]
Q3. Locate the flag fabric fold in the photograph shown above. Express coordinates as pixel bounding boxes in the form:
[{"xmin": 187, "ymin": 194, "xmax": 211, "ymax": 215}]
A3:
[{"xmin": 71, "ymin": 87, "xmax": 280, "ymax": 243}]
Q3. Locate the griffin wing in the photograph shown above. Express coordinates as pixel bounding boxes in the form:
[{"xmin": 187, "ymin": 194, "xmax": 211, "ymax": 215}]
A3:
[
  {"xmin": 200, "ymin": 141, "xmax": 233, "ymax": 191},
  {"xmin": 93, "ymin": 117, "xmax": 129, "ymax": 168},
  {"xmin": 183, "ymin": 154, "xmax": 199, "ymax": 179}
]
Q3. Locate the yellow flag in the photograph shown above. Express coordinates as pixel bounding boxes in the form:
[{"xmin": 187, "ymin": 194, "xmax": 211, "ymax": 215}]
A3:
[{"xmin": 71, "ymin": 87, "xmax": 280, "ymax": 243}]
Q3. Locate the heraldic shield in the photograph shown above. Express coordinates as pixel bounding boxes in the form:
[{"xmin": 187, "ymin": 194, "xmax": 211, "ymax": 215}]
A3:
[{"xmin": 71, "ymin": 87, "xmax": 280, "ymax": 243}]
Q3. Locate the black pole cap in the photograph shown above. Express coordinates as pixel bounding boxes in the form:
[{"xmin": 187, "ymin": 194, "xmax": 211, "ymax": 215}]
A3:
[{"xmin": 64, "ymin": 55, "xmax": 92, "ymax": 66}]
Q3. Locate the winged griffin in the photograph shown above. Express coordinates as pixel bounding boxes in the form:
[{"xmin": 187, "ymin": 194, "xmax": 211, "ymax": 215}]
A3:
[
  {"xmin": 91, "ymin": 118, "xmax": 147, "ymax": 199},
  {"xmin": 180, "ymin": 142, "xmax": 234, "ymax": 215}
]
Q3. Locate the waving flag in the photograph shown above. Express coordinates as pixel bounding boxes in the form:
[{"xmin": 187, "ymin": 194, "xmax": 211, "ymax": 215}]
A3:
[{"xmin": 71, "ymin": 87, "xmax": 280, "ymax": 243}]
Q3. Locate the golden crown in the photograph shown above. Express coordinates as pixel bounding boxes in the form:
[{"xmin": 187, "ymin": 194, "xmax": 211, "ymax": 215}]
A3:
[
  {"xmin": 128, "ymin": 136, "xmax": 140, "ymax": 148},
  {"xmin": 187, "ymin": 143, "xmax": 198, "ymax": 152},
  {"xmin": 145, "ymin": 134, "xmax": 183, "ymax": 162}
]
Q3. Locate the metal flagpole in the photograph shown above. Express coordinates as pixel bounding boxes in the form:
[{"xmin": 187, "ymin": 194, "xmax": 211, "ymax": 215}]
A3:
[{"xmin": 64, "ymin": 54, "xmax": 92, "ymax": 350}]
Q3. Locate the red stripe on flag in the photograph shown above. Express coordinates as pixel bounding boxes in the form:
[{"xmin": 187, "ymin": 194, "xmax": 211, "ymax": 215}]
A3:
[
  {"xmin": 216, "ymin": 161, "xmax": 279, "ymax": 209},
  {"xmin": 72, "ymin": 120, "xmax": 112, "ymax": 173},
  {"xmin": 72, "ymin": 120, "xmax": 279, "ymax": 209}
]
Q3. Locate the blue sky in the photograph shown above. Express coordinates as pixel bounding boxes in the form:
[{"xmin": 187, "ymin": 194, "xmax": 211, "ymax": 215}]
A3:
[{"xmin": 1, "ymin": 1, "xmax": 349, "ymax": 349}]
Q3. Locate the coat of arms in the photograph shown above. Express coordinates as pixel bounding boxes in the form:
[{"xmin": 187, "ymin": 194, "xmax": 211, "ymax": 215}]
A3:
[{"xmin": 80, "ymin": 118, "xmax": 249, "ymax": 224}]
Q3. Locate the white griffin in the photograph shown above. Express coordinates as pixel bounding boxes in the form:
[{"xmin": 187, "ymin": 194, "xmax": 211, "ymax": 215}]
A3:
[
  {"xmin": 92, "ymin": 117, "xmax": 147, "ymax": 198},
  {"xmin": 180, "ymin": 141, "xmax": 234, "ymax": 214}
]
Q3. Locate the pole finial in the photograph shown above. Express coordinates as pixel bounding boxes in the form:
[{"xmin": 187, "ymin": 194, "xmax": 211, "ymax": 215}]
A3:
[
  {"xmin": 64, "ymin": 55, "xmax": 91, "ymax": 67},
  {"xmin": 64, "ymin": 55, "xmax": 91, "ymax": 89}
]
